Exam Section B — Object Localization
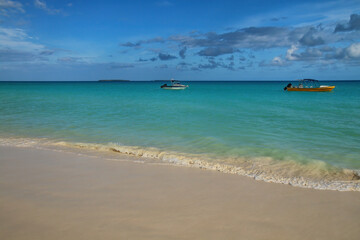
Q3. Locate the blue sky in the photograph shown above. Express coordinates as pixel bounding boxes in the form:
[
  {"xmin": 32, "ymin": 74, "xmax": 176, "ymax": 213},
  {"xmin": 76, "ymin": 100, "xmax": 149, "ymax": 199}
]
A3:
[{"xmin": 0, "ymin": 0, "xmax": 360, "ymax": 81}]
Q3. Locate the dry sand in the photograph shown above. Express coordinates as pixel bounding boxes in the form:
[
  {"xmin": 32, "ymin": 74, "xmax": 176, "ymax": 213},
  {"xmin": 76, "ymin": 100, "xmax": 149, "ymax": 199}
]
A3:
[{"xmin": 0, "ymin": 146, "xmax": 359, "ymax": 240}]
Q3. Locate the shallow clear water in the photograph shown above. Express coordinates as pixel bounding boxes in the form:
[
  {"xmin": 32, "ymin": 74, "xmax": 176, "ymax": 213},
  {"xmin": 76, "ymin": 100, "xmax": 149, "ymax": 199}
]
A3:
[{"xmin": 1, "ymin": 81, "xmax": 360, "ymax": 189}]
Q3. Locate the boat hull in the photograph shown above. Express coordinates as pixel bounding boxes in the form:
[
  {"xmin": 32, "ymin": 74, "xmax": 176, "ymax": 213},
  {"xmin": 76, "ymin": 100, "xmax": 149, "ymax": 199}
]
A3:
[
  {"xmin": 161, "ymin": 86, "xmax": 188, "ymax": 90},
  {"xmin": 287, "ymin": 86, "xmax": 335, "ymax": 92}
]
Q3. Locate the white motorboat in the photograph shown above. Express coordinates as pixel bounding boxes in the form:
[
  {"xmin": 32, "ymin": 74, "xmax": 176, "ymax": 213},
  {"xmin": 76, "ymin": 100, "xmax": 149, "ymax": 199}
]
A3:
[{"xmin": 161, "ymin": 79, "xmax": 189, "ymax": 90}]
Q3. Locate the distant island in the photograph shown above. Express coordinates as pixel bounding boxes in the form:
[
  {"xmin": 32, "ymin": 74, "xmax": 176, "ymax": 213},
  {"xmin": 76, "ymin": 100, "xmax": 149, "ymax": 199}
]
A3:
[{"xmin": 98, "ymin": 80, "xmax": 130, "ymax": 82}]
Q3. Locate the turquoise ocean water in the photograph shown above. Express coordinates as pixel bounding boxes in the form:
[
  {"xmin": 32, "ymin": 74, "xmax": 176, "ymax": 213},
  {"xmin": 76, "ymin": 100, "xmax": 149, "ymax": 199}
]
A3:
[{"xmin": 1, "ymin": 81, "xmax": 359, "ymax": 190}]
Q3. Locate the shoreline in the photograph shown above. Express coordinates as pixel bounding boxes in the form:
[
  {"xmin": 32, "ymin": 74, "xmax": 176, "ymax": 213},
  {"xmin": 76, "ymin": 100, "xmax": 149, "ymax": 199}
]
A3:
[
  {"xmin": 1, "ymin": 136, "xmax": 360, "ymax": 192},
  {"xmin": 0, "ymin": 145, "xmax": 359, "ymax": 239}
]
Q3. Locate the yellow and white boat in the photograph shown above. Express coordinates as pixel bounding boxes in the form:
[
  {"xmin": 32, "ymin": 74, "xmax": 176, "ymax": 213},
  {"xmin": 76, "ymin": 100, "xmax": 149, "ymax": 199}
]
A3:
[{"xmin": 284, "ymin": 79, "xmax": 335, "ymax": 92}]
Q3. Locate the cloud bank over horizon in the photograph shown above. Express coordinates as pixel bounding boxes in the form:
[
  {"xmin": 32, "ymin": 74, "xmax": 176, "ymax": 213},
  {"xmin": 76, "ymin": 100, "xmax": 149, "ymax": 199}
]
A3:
[{"xmin": 0, "ymin": 0, "xmax": 360, "ymax": 80}]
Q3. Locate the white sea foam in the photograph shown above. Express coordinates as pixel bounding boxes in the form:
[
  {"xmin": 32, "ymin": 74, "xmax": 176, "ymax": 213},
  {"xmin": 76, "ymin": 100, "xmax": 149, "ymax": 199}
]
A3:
[{"xmin": 1, "ymin": 137, "xmax": 359, "ymax": 191}]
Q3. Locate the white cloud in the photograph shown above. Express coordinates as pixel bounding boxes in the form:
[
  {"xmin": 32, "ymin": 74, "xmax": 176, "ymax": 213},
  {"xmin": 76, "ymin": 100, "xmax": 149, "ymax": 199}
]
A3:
[
  {"xmin": 0, "ymin": 27, "xmax": 53, "ymax": 63},
  {"xmin": 286, "ymin": 45, "xmax": 298, "ymax": 61},
  {"xmin": 259, "ymin": 55, "xmax": 290, "ymax": 67},
  {"xmin": 0, "ymin": 0, "xmax": 24, "ymax": 15},
  {"xmin": 270, "ymin": 42, "xmax": 360, "ymax": 66},
  {"xmin": 34, "ymin": 0, "xmax": 60, "ymax": 15},
  {"xmin": 346, "ymin": 42, "xmax": 360, "ymax": 58},
  {"xmin": 0, "ymin": 0, "xmax": 23, "ymax": 9},
  {"xmin": 34, "ymin": 0, "xmax": 46, "ymax": 9},
  {"xmin": 0, "ymin": 27, "xmax": 27, "ymax": 39},
  {"xmin": 0, "ymin": 27, "xmax": 45, "ymax": 52},
  {"xmin": 271, "ymin": 56, "xmax": 285, "ymax": 66}
]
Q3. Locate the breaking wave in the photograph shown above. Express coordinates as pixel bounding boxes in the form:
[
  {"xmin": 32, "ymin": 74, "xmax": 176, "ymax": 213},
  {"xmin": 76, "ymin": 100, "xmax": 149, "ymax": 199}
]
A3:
[{"xmin": 1, "ymin": 137, "xmax": 359, "ymax": 191}]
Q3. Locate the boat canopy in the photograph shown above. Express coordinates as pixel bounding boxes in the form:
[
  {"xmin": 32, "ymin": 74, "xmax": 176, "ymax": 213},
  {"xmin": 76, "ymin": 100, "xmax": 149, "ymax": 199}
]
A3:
[
  {"xmin": 298, "ymin": 79, "xmax": 318, "ymax": 82},
  {"xmin": 295, "ymin": 79, "xmax": 320, "ymax": 88}
]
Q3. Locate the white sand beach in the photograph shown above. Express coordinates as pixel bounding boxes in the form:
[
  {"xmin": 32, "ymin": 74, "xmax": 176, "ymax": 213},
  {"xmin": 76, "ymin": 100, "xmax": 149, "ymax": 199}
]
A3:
[{"xmin": 0, "ymin": 146, "xmax": 359, "ymax": 240}]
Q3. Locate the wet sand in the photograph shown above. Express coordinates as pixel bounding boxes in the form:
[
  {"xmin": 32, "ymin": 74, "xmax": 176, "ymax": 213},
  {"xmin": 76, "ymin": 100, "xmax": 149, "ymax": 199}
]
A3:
[{"xmin": 0, "ymin": 146, "xmax": 359, "ymax": 240}]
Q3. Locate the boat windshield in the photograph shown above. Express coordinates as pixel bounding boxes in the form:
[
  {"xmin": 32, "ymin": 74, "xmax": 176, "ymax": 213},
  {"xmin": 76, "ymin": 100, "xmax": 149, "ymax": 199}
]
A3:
[{"xmin": 171, "ymin": 80, "xmax": 181, "ymax": 85}]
